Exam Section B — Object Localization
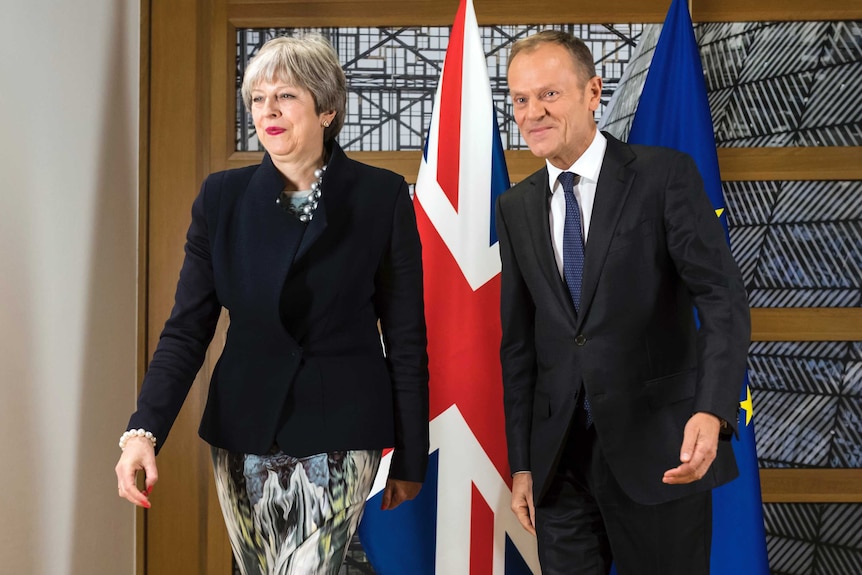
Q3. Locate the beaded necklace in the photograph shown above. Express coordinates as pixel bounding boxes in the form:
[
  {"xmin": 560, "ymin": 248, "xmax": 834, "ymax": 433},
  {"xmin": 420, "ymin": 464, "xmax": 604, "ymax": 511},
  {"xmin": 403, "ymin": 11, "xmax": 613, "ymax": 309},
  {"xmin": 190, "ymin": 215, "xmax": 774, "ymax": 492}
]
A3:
[{"xmin": 276, "ymin": 164, "xmax": 327, "ymax": 223}]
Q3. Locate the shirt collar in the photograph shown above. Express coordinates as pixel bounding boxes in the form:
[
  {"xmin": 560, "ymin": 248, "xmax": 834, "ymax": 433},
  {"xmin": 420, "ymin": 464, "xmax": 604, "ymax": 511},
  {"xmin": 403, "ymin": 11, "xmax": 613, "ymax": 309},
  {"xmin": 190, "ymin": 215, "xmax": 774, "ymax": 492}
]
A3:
[{"xmin": 546, "ymin": 130, "xmax": 607, "ymax": 193}]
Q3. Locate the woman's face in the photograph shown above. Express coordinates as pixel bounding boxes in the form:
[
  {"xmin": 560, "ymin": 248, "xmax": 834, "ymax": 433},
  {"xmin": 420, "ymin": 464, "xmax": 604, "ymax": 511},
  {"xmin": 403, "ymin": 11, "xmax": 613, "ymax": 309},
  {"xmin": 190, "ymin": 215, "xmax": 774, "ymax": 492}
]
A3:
[{"xmin": 250, "ymin": 79, "xmax": 335, "ymax": 164}]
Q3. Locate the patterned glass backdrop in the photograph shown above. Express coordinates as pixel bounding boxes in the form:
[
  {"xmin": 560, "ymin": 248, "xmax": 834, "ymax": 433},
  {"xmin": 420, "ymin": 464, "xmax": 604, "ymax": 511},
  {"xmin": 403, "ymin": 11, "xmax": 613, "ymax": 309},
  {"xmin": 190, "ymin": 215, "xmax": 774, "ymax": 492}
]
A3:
[
  {"xmin": 235, "ymin": 22, "xmax": 862, "ymax": 575},
  {"xmin": 602, "ymin": 21, "xmax": 862, "ymax": 147},
  {"xmin": 236, "ymin": 24, "xmax": 645, "ymax": 152},
  {"xmin": 765, "ymin": 503, "xmax": 862, "ymax": 574},
  {"xmin": 723, "ymin": 180, "xmax": 862, "ymax": 309},
  {"xmin": 749, "ymin": 340, "xmax": 861, "ymax": 469}
]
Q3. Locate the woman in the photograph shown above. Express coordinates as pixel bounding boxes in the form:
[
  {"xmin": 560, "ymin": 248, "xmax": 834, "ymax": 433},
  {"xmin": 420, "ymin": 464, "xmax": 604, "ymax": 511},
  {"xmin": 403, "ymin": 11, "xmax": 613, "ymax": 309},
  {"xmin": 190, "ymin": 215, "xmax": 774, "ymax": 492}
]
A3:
[{"xmin": 115, "ymin": 34, "xmax": 429, "ymax": 574}]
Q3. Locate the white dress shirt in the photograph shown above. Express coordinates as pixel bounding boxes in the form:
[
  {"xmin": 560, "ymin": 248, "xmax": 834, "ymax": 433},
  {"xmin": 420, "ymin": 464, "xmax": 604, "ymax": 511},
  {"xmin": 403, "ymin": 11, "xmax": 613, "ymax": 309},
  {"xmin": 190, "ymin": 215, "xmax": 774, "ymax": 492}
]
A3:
[{"xmin": 546, "ymin": 130, "xmax": 608, "ymax": 278}]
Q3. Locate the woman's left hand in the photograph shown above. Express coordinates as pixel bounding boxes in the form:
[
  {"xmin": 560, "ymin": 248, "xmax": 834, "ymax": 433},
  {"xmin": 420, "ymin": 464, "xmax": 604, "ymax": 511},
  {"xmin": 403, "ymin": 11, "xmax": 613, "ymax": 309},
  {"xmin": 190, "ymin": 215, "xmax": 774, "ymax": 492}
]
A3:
[{"xmin": 380, "ymin": 478, "xmax": 422, "ymax": 510}]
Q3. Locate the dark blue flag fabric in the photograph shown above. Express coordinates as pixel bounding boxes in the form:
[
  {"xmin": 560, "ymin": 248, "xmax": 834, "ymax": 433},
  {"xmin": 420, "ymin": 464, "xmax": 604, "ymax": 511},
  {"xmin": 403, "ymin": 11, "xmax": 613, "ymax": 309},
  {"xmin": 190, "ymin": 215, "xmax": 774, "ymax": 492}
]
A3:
[{"xmin": 628, "ymin": 0, "xmax": 770, "ymax": 573}]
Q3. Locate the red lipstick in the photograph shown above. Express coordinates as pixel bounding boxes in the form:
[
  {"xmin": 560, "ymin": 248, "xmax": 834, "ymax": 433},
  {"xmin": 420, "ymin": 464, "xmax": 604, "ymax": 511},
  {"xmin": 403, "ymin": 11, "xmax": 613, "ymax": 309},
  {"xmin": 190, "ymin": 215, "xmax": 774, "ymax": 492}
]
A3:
[{"xmin": 266, "ymin": 127, "xmax": 285, "ymax": 135}]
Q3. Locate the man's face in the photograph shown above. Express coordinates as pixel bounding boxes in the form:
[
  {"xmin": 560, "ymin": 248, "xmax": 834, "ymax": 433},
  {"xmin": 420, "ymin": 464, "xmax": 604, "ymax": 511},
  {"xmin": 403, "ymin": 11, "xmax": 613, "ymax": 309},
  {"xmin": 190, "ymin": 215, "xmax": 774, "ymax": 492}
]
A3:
[{"xmin": 508, "ymin": 42, "xmax": 602, "ymax": 169}]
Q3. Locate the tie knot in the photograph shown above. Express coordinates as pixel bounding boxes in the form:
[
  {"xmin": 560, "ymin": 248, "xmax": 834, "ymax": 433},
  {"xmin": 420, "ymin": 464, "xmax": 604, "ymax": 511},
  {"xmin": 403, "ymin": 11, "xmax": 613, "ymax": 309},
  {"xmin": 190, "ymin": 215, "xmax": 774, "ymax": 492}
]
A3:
[{"xmin": 559, "ymin": 171, "xmax": 578, "ymax": 194}]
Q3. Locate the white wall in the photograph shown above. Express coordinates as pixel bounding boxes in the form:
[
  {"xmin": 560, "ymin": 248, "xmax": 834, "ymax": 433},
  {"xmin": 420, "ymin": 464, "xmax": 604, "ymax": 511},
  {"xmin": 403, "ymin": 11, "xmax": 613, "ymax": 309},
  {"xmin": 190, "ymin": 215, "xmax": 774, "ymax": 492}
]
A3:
[{"xmin": 0, "ymin": 1, "xmax": 138, "ymax": 573}]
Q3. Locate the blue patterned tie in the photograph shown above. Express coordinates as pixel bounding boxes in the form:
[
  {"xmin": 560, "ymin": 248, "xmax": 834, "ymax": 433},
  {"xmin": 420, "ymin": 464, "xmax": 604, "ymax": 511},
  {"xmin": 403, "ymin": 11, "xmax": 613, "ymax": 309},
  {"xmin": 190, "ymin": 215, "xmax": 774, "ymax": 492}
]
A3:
[
  {"xmin": 560, "ymin": 172, "xmax": 584, "ymax": 313},
  {"xmin": 559, "ymin": 171, "xmax": 592, "ymax": 427}
]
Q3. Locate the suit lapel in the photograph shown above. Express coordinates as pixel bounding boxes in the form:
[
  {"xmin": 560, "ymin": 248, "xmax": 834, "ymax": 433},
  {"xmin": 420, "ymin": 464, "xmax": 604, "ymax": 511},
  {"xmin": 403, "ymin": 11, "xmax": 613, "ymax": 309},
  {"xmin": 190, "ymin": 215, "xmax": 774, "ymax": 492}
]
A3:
[
  {"xmin": 521, "ymin": 168, "xmax": 577, "ymax": 325},
  {"xmin": 577, "ymin": 134, "xmax": 636, "ymax": 329},
  {"xmin": 243, "ymin": 153, "xmax": 306, "ymax": 318},
  {"xmin": 295, "ymin": 191, "xmax": 327, "ymax": 262},
  {"xmin": 295, "ymin": 142, "xmax": 354, "ymax": 262}
]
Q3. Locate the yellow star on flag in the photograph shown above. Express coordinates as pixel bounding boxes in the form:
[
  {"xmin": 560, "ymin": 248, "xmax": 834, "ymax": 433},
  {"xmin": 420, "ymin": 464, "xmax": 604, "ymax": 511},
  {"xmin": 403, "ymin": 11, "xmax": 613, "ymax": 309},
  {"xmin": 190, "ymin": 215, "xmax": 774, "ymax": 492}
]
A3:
[{"xmin": 739, "ymin": 385, "xmax": 753, "ymax": 426}]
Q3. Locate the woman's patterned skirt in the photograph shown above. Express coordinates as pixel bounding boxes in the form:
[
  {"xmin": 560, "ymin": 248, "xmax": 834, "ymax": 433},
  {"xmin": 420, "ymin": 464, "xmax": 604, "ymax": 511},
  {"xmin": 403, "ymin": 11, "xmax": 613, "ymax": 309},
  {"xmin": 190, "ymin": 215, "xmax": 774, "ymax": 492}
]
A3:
[{"xmin": 211, "ymin": 446, "xmax": 382, "ymax": 575}]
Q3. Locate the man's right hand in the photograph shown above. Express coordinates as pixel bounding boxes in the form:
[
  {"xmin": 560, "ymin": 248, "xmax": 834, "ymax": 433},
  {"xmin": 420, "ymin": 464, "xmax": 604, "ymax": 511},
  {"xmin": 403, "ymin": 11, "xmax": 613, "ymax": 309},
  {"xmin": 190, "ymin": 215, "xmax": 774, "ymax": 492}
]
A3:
[{"xmin": 511, "ymin": 472, "xmax": 536, "ymax": 535}]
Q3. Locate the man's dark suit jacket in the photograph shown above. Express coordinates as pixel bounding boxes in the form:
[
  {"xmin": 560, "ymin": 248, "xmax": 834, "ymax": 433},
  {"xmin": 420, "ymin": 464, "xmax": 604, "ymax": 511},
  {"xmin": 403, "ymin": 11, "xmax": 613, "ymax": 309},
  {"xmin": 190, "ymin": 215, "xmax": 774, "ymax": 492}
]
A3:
[
  {"xmin": 496, "ymin": 132, "xmax": 750, "ymax": 505},
  {"xmin": 128, "ymin": 142, "xmax": 430, "ymax": 482}
]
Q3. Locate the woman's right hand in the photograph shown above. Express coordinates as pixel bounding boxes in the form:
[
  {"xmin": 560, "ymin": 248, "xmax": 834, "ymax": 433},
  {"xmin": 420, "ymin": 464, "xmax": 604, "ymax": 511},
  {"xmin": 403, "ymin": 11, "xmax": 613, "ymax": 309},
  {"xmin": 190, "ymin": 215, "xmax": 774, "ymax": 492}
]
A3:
[{"xmin": 115, "ymin": 436, "xmax": 159, "ymax": 508}]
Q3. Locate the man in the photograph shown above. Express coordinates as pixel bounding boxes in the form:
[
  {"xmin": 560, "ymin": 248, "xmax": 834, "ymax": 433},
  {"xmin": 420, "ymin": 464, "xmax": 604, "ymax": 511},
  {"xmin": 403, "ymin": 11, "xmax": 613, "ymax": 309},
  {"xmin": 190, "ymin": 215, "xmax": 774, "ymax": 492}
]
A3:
[{"xmin": 496, "ymin": 31, "xmax": 750, "ymax": 575}]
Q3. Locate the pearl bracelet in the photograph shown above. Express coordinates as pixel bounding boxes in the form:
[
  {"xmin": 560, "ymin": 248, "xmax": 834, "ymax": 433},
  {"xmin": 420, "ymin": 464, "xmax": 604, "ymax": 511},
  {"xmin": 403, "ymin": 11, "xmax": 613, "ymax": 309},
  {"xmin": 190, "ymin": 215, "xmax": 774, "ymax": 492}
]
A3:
[{"xmin": 119, "ymin": 428, "xmax": 157, "ymax": 450}]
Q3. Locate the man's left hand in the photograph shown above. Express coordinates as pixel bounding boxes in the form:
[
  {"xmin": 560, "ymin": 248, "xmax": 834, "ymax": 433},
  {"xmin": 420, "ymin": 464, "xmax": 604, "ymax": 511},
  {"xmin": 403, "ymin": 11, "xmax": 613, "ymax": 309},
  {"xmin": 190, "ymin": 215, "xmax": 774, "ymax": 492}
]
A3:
[{"xmin": 662, "ymin": 412, "xmax": 721, "ymax": 484}]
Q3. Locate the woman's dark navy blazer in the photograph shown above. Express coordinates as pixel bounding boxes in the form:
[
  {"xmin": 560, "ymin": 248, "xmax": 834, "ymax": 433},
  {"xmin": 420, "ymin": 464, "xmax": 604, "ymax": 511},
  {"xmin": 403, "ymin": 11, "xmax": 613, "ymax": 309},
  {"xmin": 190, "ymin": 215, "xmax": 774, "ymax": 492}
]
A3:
[{"xmin": 128, "ymin": 142, "xmax": 430, "ymax": 482}]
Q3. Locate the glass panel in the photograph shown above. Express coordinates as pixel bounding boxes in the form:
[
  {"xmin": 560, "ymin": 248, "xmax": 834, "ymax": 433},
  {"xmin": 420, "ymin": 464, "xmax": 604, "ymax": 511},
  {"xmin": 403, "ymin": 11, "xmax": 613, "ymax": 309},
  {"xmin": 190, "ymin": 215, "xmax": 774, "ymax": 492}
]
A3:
[
  {"xmin": 764, "ymin": 503, "xmax": 862, "ymax": 574},
  {"xmin": 238, "ymin": 22, "xmax": 862, "ymax": 151},
  {"xmin": 725, "ymin": 180, "xmax": 862, "ymax": 308},
  {"xmin": 749, "ymin": 341, "xmax": 862, "ymax": 468},
  {"xmin": 235, "ymin": 25, "xmax": 645, "ymax": 152},
  {"xmin": 603, "ymin": 21, "xmax": 862, "ymax": 147}
]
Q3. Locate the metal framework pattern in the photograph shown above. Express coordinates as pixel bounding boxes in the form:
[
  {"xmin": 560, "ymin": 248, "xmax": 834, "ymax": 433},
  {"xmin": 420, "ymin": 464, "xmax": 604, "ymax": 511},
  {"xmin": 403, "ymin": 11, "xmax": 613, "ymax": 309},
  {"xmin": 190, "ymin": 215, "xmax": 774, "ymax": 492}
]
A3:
[
  {"xmin": 236, "ymin": 24, "xmax": 645, "ymax": 152},
  {"xmin": 724, "ymin": 180, "xmax": 862, "ymax": 309},
  {"xmin": 748, "ymin": 340, "xmax": 861, "ymax": 469},
  {"xmin": 764, "ymin": 503, "xmax": 862, "ymax": 574},
  {"xmin": 602, "ymin": 21, "xmax": 862, "ymax": 147}
]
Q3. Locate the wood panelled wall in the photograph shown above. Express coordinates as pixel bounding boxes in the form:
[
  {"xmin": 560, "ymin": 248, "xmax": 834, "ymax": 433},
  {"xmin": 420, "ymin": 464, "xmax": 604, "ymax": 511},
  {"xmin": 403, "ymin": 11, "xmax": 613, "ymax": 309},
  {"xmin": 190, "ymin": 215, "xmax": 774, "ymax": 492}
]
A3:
[{"xmin": 140, "ymin": 1, "xmax": 862, "ymax": 572}]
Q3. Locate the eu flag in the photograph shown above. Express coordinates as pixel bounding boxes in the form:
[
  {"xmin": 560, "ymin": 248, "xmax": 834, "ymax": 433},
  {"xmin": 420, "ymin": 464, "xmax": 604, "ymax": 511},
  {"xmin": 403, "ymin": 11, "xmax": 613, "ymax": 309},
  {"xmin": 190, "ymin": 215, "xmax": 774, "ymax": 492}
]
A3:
[{"xmin": 628, "ymin": 0, "xmax": 770, "ymax": 573}]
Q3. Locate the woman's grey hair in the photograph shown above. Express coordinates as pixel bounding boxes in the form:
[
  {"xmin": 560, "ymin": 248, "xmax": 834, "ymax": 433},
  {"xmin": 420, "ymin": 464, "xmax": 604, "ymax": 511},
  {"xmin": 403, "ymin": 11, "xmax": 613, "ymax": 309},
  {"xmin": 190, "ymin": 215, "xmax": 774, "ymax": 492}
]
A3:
[{"xmin": 241, "ymin": 34, "xmax": 347, "ymax": 142}]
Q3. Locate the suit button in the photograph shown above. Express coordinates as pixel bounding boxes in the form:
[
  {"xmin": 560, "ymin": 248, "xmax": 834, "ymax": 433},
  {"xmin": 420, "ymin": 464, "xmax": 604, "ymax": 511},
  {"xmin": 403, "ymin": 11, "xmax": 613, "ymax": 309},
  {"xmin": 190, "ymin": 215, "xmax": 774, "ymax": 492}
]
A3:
[{"xmin": 575, "ymin": 334, "xmax": 587, "ymax": 346}]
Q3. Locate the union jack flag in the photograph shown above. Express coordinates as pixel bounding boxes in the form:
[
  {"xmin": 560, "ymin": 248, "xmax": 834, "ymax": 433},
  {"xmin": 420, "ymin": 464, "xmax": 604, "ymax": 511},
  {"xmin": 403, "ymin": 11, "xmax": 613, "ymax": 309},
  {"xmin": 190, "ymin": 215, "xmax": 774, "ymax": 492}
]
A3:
[{"xmin": 358, "ymin": 1, "xmax": 540, "ymax": 572}]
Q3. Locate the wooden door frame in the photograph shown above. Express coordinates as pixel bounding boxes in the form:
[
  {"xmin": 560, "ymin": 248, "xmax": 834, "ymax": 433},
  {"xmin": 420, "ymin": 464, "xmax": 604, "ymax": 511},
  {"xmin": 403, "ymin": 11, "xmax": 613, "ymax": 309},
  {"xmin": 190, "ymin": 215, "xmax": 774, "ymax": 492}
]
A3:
[
  {"xmin": 139, "ymin": 0, "xmax": 232, "ymax": 572},
  {"xmin": 141, "ymin": 1, "xmax": 862, "ymax": 572}
]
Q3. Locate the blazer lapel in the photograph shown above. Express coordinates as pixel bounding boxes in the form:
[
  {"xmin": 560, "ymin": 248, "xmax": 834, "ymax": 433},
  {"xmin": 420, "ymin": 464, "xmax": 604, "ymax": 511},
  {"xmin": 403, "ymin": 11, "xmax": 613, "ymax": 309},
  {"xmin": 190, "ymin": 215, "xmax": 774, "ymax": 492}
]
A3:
[
  {"xmin": 577, "ymin": 134, "xmax": 636, "ymax": 329},
  {"xmin": 241, "ymin": 154, "xmax": 307, "ymax": 316},
  {"xmin": 294, "ymin": 194, "xmax": 327, "ymax": 262},
  {"xmin": 521, "ymin": 168, "xmax": 577, "ymax": 324},
  {"xmin": 294, "ymin": 142, "xmax": 354, "ymax": 262}
]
